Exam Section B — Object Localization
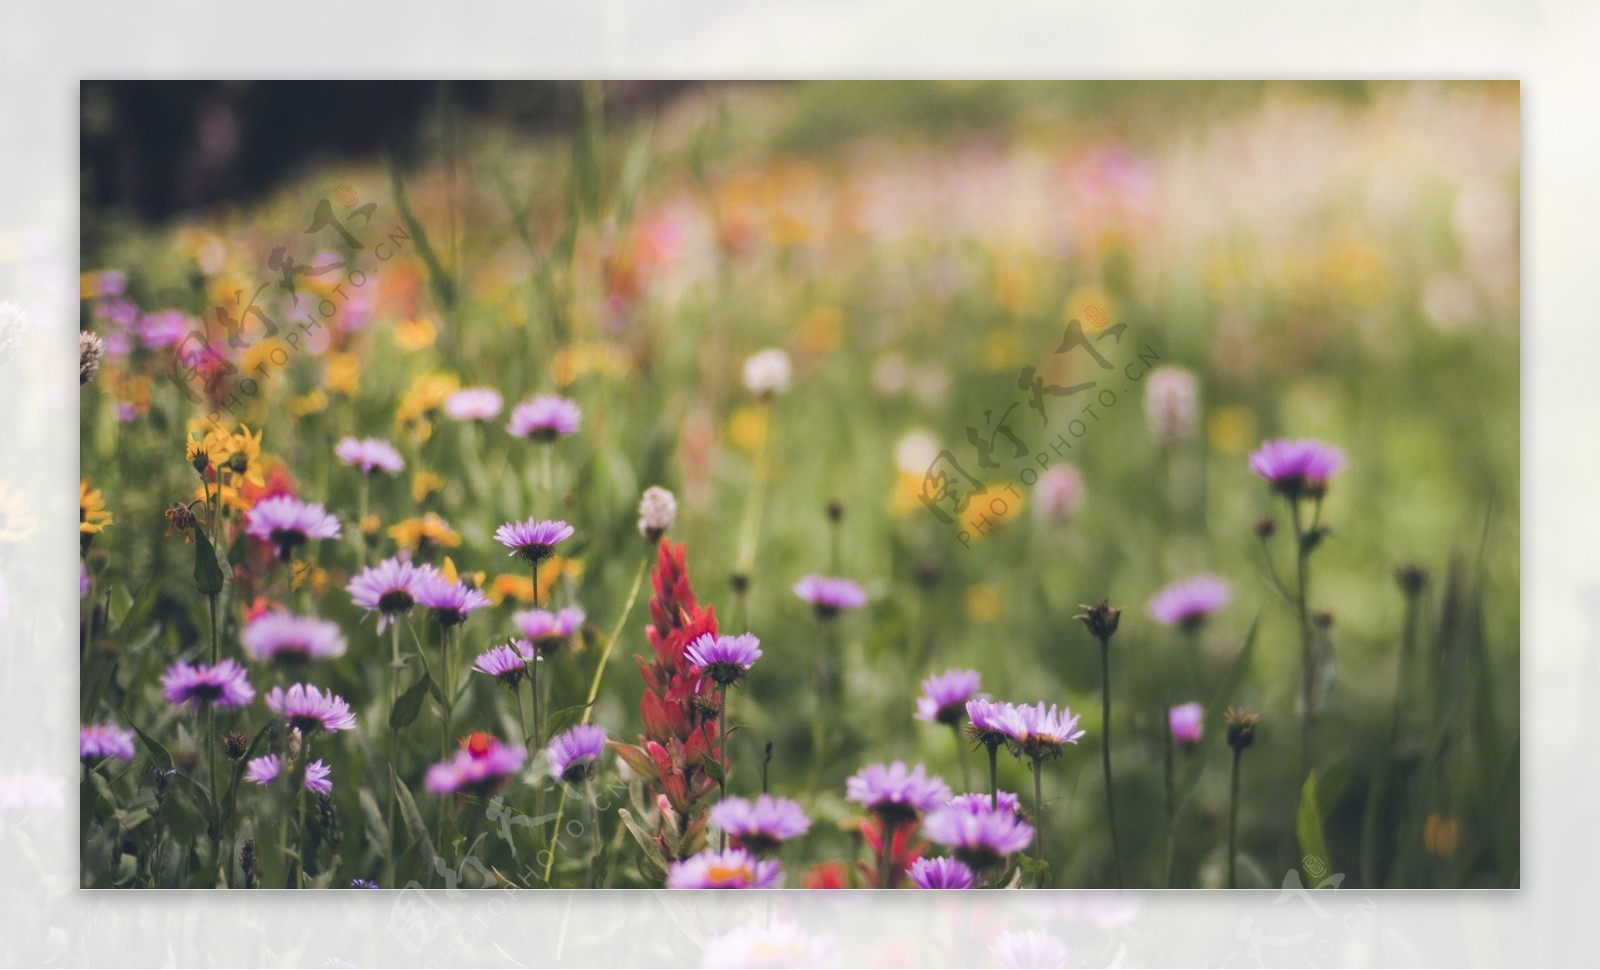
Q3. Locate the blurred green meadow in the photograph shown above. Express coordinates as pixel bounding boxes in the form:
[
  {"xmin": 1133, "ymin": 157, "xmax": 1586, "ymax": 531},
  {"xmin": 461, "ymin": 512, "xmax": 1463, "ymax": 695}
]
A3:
[{"xmin": 78, "ymin": 81, "xmax": 1519, "ymax": 889}]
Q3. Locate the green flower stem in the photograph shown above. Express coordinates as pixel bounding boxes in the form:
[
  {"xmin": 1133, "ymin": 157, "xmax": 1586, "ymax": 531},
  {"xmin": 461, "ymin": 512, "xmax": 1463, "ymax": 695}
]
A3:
[
  {"xmin": 1228, "ymin": 746, "xmax": 1243, "ymax": 889},
  {"xmin": 385, "ymin": 622, "xmax": 401, "ymax": 888},
  {"xmin": 1289, "ymin": 497, "xmax": 1315, "ymax": 784},
  {"xmin": 543, "ymin": 552, "xmax": 648, "ymax": 886},
  {"xmin": 1098, "ymin": 634, "xmax": 1125, "ymax": 888}
]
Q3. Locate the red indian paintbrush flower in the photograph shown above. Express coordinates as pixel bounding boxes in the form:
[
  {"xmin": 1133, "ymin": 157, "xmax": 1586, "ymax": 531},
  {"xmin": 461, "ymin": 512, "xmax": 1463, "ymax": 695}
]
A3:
[{"xmin": 612, "ymin": 540, "xmax": 724, "ymax": 862}]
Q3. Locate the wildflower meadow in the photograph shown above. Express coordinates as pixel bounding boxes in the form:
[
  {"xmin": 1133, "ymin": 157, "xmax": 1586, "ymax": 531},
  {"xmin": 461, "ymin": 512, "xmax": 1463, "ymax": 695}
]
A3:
[{"xmin": 77, "ymin": 81, "xmax": 1519, "ymax": 891}]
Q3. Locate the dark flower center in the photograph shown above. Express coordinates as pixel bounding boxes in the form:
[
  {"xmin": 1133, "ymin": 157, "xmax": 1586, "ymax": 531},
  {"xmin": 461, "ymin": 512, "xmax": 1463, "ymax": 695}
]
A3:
[
  {"xmin": 271, "ymin": 528, "xmax": 307, "ymax": 560},
  {"xmin": 377, "ymin": 590, "xmax": 415, "ymax": 614},
  {"xmin": 514, "ymin": 543, "xmax": 556, "ymax": 565}
]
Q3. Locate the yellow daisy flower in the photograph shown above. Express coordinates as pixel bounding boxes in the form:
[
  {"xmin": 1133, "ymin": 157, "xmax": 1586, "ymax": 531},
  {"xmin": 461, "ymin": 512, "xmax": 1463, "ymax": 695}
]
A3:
[
  {"xmin": 411, "ymin": 470, "xmax": 445, "ymax": 504},
  {"xmin": 396, "ymin": 372, "xmax": 460, "ymax": 427},
  {"xmin": 80, "ymin": 480, "xmax": 113, "ymax": 534},
  {"xmin": 324, "ymin": 352, "xmax": 361, "ymax": 396},
  {"xmin": 394, "ymin": 317, "xmax": 437, "ymax": 351}
]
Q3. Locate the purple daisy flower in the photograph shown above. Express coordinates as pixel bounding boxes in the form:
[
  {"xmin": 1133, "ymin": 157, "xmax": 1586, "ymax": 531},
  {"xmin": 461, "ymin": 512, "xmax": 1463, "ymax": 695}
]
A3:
[
  {"xmin": 1248, "ymin": 437, "xmax": 1347, "ymax": 499},
  {"xmin": 991, "ymin": 930, "xmax": 1070, "ymax": 970},
  {"xmin": 794, "ymin": 575, "xmax": 868, "ymax": 618},
  {"xmin": 547, "ymin": 724, "xmax": 608, "ymax": 784},
  {"xmin": 347, "ymin": 557, "xmax": 436, "ymax": 633},
  {"xmin": 414, "ymin": 574, "xmax": 491, "ymax": 628},
  {"xmin": 494, "ymin": 517, "xmax": 575, "ymax": 565},
  {"xmin": 472, "ymin": 644, "xmax": 529, "ymax": 688},
  {"xmin": 922, "ymin": 802, "xmax": 1034, "ymax": 871},
  {"xmin": 350, "ymin": 879, "xmax": 380, "ymax": 889},
  {"xmin": 709, "ymin": 795, "xmax": 810, "ymax": 855},
  {"xmin": 947, "ymin": 790, "xmax": 1023, "ymax": 817},
  {"xmin": 665, "ymin": 848, "xmax": 782, "ymax": 889},
  {"xmin": 1169, "ymin": 702, "xmax": 1204, "ymax": 747},
  {"xmin": 162, "ymin": 659, "xmax": 255, "ymax": 714},
  {"xmin": 241, "ymin": 611, "xmax": 347, "ymax": 666},
  {"xmin": 245, "ymin": 754, "xmax": 333, "ymax": 796},
  {"xmin": 513, "ymin": 606, "xmax": 585, "ymax": 656},
  {"xmin": 506, "ymin": 394, "xmax": 581, "ymax": 442},
  {"xmin": 845, "ymin": 761, "xmax": 952, "ymax": 824},
  {"xmin": 997, "ymin": 702, "xmax": 1086, "ymax": 761},
  {"xmin": 915, "ymin": 669, "xmax": 981, "ymax": 726},
  {"xmin": 80, "ymin": 723, "xmax": 136, "ymax": 762},
  {"xmin": 908, "ymin": 855, "xmax": 977, "ymax": 889},
  {"xmin": 685, "ymin": 632, "xmax": 763, "ymax": 687},
  {"xmin": 335, "ymin": 436, "xmax": 405, "ymax": 476},
  {"xmin": 965, "ymin": 698, "xmax": 1012, "ymax": 748},
  {"xmin": 426, "ymin": 732, "xmax": 527, "ymax": 796},
  {"xmin": 265, "ymin": 683, "xmax": 357, "ymax": 734},
  {"xmin": 1148, "ymin": 574, "xmax": 1232, "ymax": 630},
  {"xmin": 444, "ymin": 387, "xmax": 504, "ymax": 422},
  {"xmin": 244, "ymin": 495, "xmax": 342, "ymax": 560}
]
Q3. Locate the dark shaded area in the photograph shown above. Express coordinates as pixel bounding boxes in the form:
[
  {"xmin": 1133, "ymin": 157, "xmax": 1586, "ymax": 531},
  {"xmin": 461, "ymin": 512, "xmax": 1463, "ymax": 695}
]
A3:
[{"xmin": 80, "ymin": 80, "xmax": 696, "ymax": 224}]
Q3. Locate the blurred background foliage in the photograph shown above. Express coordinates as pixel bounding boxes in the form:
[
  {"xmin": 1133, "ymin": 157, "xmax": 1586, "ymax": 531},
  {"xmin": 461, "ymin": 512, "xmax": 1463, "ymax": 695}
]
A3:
[{"xmin": 79, "ymin": 81, "xmax": 1518, "ymax": 889}]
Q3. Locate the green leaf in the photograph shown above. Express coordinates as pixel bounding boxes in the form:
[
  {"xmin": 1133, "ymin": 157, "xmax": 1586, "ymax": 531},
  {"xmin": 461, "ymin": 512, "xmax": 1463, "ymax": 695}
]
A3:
[
  {"xmin": 192, "ymin": 525, "xmax": 226, "ymax": 596},
  {"xmin": 1015, "ymin": 854, "xmax": 1052, "ymax": 889},
  {"xmin": 391, "ymin": 763, "xmax": 436, "ymax": 863},
  {"xmin": 123, "ymin": 711, "xmax": 172, "ymax": 771},
  {"xmin": 701, "ymin": 755, "xmax": 725, "ymax": 787},
  {"xmin": 618, "ymin": 808, "xmax": 666, "ymax": 880},
  {"xmin": 390, "ymin": 671, "xmax": 433, "ymax": 730},
  {"xmin": 1296, "ymin": 771, "xmax": 1334, "ymax": 887},
  {"xmin": 609, "ymin": 741, "xmax": 659, "ymax": 783}
]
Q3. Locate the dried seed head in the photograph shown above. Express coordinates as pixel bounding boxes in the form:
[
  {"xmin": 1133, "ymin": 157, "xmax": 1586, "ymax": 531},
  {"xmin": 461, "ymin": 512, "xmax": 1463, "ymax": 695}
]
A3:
[
  {"xmin": 79, "ymin": 330, "xmax": 105, "ymax": 385},
  {"xmin": 1224, "ymin": 707, "xmax": 1261, "ymax": 751},
  {"xmin": 1075, "ymin": 599, "xmax": 1122, "ymax": 642}
]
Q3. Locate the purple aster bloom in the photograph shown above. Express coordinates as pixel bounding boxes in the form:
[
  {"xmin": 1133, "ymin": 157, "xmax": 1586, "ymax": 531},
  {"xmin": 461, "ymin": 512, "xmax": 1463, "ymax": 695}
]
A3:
[
  {"xmin": 506, "ymin": 394, "xmax": 581, "ymax": 442},
  {"xmin": 685, "ymin": 632, "xmax": 763, "ymax": 686},
  {"xmin": 665, "ymin": 848, "xmax": 782, "ymax": 889},
  {"xmin": 494, "ymin": 517, "xmax": 574, "ymax": 565},
  {"xmin": 1248, "ymin": 437, "xmax": 1347, "ymax": 499},
  {"xmin": 335, "ymin": 436, "xmax": 405, "ymax": 476},
  {"xmin": 80, "ymin": 562, "xmax": 89, "ymax": 599},
  {"xmin": 947, "ymin": 790, "xmax": 1023, "ymax": 817},
  {"xmin": 709, "ymin": 795, "xmax": 810, "ymax": 855},
  {"xmin": 1148, "ymin": 574, "xmax": 1232, "ymax": 630},
  {"xmin": 426, "ymin": 732, "xmax": 527, "ymax": 796},
  {"xmin": 80, "ymin": 723, "xmax": 136, "ymax": 762},
  {"xmin": 845, "ymin": 761, "xmax": 952, "ymax": 824},
  {"xmin": 922, "ymin": 802, "xmax": 1034, "ymax": 871},
  {"xmin": 137, "ymin": 310, "xmax": 189, "ymax": 349},
  {"xmin": 244, "ymin": 495, "xmax": 342, "ymax": 560},
  {"xmin": 472, "ymin": 644, "xmax": 529, "ymax": 688},
  {"xmin": 444, "ymin": 387, "xmax": 504, "ymax": 422},
  {"xmin": 347, "ymin": 557, "xmax": 435, "ymax": 633},
  {"xmin": 908, "ymin": 856, "xmax": 977, "ymax": 889},
  {"xmin": 513, "ymin": 606, "xmax": 585, "ymax": 656},
  {"xmin": 965, "ymin": 698, "xmax": 1013, "ymax": 747},
  {"xmin": 1169, "ymin": 702, "xmax": 1204, "ymax": 747},
  {"xmin": 991, "ymin": 930, "xmax": 1070, "ymax": 969},
  {"xmin": 997, "ymin": 702, "xmax": 1086, "ymax": 761},
  {"xmin": 915, "ymin": 669, "xmax": 981, "ymax": 726},
  {"xmin": 245, "ymin": 754, "xmax": 333, "ymax": 796},
  {"xmin": 350, "ymin": 879, "xmax": 380, "ymax": 889},
  {"xmin": 241, "ymin": 611, "xmax": 347, "ymax": 666},
  {"xmin": 547, "ymin": 724, "xmax": 608, "ymax": 784},
  {"xmin": 414, "ymin": 574, "xmax": 491, "ymax": 628},
  {"xmin": 794, "ymin": 575, "xmax": 868, "ymax": 618},
  {"xmin": 265, "ymin": 683, "xmax": 357, "ymax": 734},
  {"xmin": 162, "ymin": 659, "xmax": 255, "ymax": 714}
]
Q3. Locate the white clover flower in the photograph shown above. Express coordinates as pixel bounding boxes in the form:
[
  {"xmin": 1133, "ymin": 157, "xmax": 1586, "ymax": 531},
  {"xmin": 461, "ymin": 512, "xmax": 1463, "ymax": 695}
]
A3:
[
  {"xmin": 637, "ymin": 485, "xmax": 677, "ymax": 541},
  {"xmin": 742, "ymin": 348, "xmax": 792, "ymax": 399}
]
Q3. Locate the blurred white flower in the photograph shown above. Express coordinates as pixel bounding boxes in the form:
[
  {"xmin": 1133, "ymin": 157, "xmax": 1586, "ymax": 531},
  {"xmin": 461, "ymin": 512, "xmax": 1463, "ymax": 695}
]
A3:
[
  {"xmin": 742, "ymin": 348, "xmax": 792, "ymax": 398},
  {"xmin": 1033, "ymin": 465, "xmax": 1084, "ymax": 526},
  {"xmin": 637, "ymin": 485, "xmax": 677, "ymax": 541},
  {"xmin": 702, "ymin": 921, "xmax": 835, "ymax": 969},
  {"xmin": 1144, "ymin": 366, "xmax": 1199, "ymax": 446}
]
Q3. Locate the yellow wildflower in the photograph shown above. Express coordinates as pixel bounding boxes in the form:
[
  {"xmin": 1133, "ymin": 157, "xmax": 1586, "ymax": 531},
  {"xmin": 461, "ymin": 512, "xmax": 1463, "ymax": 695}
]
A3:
[
  {"xmin": 1423, "ymin": 814, "xmax": 1461, "ymax": 858},
  {"xmin": 291, "ymin": 561, "xmax": 329, "ymax": 596},
  {"xmin": 240, "ymin": 339, "xmax": 290, "ymax": 381},
  {"xmin": 411, "ymin": 470, "xmax": 445, "ymax": 504},
  {"xmin": 80, "ymin": 480, "xmax": 113, "ymax": 534},
  {"xmin": 394, "ymin": 317, "xmax": 438, "ymax": 351},
  {"xmin": 965, "ymin": 582, "xmax": 1004, "ymax": 622},
  {"xmin": 396, "ymin": 372, "xmax": 460, "ymax": 427},
  {"xmin": 289, "ymin": 389, "xmax": 329, "ymax": 417},
  {"xmin": 324, "ymin": 352, "xmax": 361, "ymax": 396},
  {"xmin": 727, "ymin": 406, "xmax": 768, "ymax": 454},
  {"xmin": 1206, "ymin": 405, "xmax": 1258, "ymax": 457},
  {"xmin": 388, "ymin": 513, "xmax": 461, "ymax": 553},
  {"xmin": 224, "ymin": 425, "xmax": 266, "ymax": 489},
  {"xmin": 441, "ymin": 556, "xmax": 485, "ymax": 591}
]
